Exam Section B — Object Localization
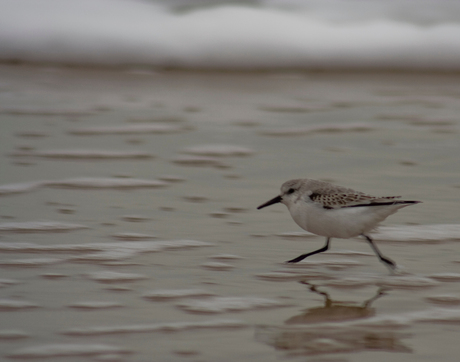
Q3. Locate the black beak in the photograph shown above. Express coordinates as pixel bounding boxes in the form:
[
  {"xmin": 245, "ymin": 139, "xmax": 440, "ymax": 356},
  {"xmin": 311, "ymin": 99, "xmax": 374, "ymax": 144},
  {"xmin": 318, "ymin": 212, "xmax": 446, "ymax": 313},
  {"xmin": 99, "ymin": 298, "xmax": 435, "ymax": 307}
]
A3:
[{"xmin": 257, "ymin": 195, "xmax": 282, "ymax": 210}]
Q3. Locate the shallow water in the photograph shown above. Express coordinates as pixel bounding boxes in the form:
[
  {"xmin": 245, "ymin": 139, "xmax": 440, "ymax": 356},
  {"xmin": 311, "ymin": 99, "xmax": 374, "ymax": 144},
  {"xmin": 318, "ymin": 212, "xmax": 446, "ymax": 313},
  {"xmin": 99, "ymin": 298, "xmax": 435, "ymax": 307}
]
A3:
[{"xmin": 1, "ymin": 65, "xmax": 460, "ymax": 361}]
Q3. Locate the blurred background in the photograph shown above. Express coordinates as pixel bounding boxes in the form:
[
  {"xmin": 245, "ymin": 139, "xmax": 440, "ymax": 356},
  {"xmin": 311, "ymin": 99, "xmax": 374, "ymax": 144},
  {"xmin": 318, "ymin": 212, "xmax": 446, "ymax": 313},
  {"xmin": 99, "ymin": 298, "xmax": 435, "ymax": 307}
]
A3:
[
  {"xmin": 1, "ymin": 1, "xmax": 460, "ymax": 361},
  {"xmin": 2, "ymin": 0, "xmax": 460, "ymax": 71}
]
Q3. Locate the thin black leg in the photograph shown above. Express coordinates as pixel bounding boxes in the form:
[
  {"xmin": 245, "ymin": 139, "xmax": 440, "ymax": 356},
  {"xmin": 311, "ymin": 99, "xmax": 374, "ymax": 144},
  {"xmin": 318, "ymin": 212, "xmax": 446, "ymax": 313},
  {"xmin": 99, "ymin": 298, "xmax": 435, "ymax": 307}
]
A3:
[
  {"xmin": 286, "ymin": 237, "xmax": 330, "ymax": 263},
  {"xmin": 361, "ymin": 234, "xmax": 396, "ymax": 270}
]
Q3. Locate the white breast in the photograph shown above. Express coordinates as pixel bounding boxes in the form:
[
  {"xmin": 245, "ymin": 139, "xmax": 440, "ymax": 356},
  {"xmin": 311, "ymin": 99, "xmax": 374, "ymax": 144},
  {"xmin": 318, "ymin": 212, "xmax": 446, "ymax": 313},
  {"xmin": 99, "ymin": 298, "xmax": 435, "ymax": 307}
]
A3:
[{"xmin": 286, "ymin": 199, "xmax": 407, "ymax": 238}]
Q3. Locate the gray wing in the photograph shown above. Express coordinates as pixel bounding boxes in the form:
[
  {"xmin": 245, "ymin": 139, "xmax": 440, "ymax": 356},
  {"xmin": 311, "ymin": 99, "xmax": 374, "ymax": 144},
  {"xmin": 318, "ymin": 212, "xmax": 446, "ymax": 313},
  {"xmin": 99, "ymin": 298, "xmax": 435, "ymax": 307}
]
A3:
[{"xmin": 309, "ymin": 189, "xmax": 401, "ymax": 209}]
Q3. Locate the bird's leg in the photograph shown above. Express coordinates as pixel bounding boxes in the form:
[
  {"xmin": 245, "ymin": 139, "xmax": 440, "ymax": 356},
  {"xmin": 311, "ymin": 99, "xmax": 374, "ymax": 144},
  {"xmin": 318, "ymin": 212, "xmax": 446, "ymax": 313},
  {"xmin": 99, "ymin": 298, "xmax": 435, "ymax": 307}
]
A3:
[
  {"xmin": 361, "ymin": 234, "xmax": 396, "ymax": 270},
  {"xmin": 362, "ymin": 287, "xmax": 388, "ymax": 308},
  {"xmin": 286, "ymin": 237, "xmax": 330, "ymax": 263}
]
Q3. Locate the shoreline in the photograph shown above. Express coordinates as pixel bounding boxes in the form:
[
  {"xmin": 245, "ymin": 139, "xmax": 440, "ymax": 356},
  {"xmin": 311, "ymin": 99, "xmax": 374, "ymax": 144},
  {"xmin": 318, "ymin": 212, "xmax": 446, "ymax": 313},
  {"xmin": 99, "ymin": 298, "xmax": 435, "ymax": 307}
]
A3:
[{"xmin": 1, "ymin": 62, "xmax": 459, "ymax": 361}]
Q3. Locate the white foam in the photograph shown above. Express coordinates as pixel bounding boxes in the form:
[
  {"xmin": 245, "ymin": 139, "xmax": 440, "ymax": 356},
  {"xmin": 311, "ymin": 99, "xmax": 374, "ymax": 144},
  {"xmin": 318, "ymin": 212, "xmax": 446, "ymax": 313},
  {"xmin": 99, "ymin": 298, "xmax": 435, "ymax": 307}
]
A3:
[
  {"xmin": 172, "ymin": 155, "xmax": 230, "ymax": 168},
  {"xmin": 183, "ymin": 195, "xmax": 208, "ymax": 203},
  {"xmin": 61, "ymin": 319, "xmax": 247, "ymax": 336},
  {"xmin": 0, "ymin": 330, "xmax": 29, "ymax": 340},
  {"xmin": 120, "ymin": 215, "xmax": 151, "ymax": 222},
  {"xmin": 0, "ymin": 240, "xmax": 213, "ymax": 263},
  {"xmin": 111, "ymin": 232, "xmax": 156, "ymax": 241},
  {"xmin": 209, "ymin": 212, "xmax": 231, "ymax": 219},
  {"xmin": 208, "ymin": 254, "xmax": 243, "ymax": 260},
  {"xmin": 0, "ymin": 181, "xmax": 43, "ymax": 196},
  {"xmin": 0, "ymin": 221, "xmax": 88, "ymax": 233},
  {"xmin": 45, "ymin": 177, "xmax": 168, "ymax": 189},
  {"xmin": 200, "ymin": 262, "xmax": 235, "ymax": 271},
  {"xmin": 0, "ymin": 106, "xmax": 95, "ymax": 116},
  {"xmin": 425, "ymin": 295, "xmax": 460, "ymax": 306},
  {"xmin": 142, "ymin": 289, "xmax": 216, "ymax": 301},
  {"xmin": 10, "ymin": 149, "xmax": 154, "ymax": 160},
  {"xmin": 1, "ymin": 0, "xmax": 460, "ymax": 70},
  {"xmin": 256, "ymin": 272, "xmax": 314, "ymax": 282},
  {"xmin": 72, "ymin": 240, "xmax": 210, "ymax": 262},
  {"xmin": 286, "ymin": 259, "xmax": 363, "ymax": 270},
  {"xmin": 358, "ymin": 308, "xmax": 460, "ymax": 326},
  {"xmin": 373, "ymin": 224, "xmax": 460, "ymax": 243},
  {"xmin": 85, "ymin": 271, "xmax": 147, "ymax": 283},
  {"xmin": 158, "ymin": 175, "xmax": 186, "ymax": 183},
  {"xmin": 68, "ymin": 124, "xmax": 189, "ymax": 135},
  {"xmin": 323, "ymin": 277, "xmax": 377, "ymax": 289},
  {"xmin": 376, "ymin": 275, "xmax": 439, "ymax": 289},
  {"xmin": 0, "ymin": 279, "xmax": 20, "ymax": 288},
  {"xmin": 260, "ymin": 123, "xmax": 374, "ymax": 137},
  {"xmin": 0, "ymin": 240, "xmax": 211, "ymax": 252},
  {"xmin": 182, "ymin": 145, "xmax": 255, "ymax": 157},
  {"xmin": 67, "ymin": 301, "xmax": 124, "ymax": 309},
  {"xmin": 223, "ymin": 207, "xmax": 249, "ymax": 213},
  {"xmin": 257, "ymin": 270, "xmax": 333, "ymax": 282},
  {"xmin": 177, "ymin": 296, "xmax": 291, "ymax": 313},
  {"xmin": 40, "ymin": 273, "xmax": 67, "ymax": 279},
  {"xmin": 0, "ymin": 177, "xmax": 169, "ymax": 196},
  {"xmin": 428, "ymin": 273, "xmax": 460, "ymax": 282},
  {"xmin": 0, "ymin": 299, "xmax": 39, "ymax": 310},
  {"xmin": 0, "ymin": 257, "xmax": 64, "ymax": 267},
  {"xmin": 7, "ymin": 343, "xmax": 131, "ymax": 358}
]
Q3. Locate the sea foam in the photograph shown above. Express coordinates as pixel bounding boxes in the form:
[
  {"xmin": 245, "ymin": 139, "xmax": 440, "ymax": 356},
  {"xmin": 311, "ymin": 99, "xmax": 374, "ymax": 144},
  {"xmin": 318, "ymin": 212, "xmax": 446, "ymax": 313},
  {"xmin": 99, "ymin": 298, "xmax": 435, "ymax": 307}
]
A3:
[{"xmin": 1, "ymin": 0, "xmax": 460, "ymax": 70}]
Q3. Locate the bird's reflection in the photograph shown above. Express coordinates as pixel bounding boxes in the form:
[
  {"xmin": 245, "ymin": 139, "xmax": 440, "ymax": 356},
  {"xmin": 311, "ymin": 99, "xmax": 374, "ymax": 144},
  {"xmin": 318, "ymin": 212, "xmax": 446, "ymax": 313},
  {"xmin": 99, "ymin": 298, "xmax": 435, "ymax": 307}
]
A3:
[
  {"xmin": 255, "ymin": 282, "xmax": 412, "ymax": 355},
  {"xmin": 285, "ymin": 281, "xmax": 387, "ymax": 325}
]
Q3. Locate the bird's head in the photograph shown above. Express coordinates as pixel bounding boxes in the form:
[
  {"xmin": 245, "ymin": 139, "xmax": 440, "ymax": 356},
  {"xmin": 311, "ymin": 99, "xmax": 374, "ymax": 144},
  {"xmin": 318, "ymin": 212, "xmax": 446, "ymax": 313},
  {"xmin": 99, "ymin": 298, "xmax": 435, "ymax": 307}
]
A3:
[{"xmin": 257, "ymin": 179, "xmax": 305, "ymax": 210}]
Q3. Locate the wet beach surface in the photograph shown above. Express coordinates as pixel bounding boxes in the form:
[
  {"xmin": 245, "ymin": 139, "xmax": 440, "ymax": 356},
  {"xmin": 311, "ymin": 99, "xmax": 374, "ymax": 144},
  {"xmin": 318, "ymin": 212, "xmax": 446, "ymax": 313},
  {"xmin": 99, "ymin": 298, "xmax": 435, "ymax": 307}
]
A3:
[{"xmin": 1, "ymin": 64, "xmax": 460, "ymax": 361}]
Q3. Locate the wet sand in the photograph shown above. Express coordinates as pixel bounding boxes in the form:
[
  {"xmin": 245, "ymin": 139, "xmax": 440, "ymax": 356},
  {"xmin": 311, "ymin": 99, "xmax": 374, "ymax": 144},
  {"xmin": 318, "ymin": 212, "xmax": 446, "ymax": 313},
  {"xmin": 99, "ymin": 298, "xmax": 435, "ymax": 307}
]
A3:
[{"xmin": 1, "ymin": 64, "xmax": 460, "ymax": 361}]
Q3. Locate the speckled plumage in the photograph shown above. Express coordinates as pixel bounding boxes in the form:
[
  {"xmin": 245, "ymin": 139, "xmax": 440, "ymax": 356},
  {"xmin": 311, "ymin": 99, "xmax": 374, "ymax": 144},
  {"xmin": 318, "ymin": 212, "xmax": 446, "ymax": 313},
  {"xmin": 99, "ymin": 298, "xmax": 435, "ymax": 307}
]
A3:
[{"xmin": 281, "ymin": 178, "xmax": 402, "ymax": 209}]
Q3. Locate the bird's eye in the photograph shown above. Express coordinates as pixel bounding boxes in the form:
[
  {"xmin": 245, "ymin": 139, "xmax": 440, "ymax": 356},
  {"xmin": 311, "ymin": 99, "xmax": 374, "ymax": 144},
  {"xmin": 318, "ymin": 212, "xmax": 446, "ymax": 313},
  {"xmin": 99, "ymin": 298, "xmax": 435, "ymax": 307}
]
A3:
[{"xmin": 287, "ymin": 188, "xmax": 295, "ymax": 194}]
